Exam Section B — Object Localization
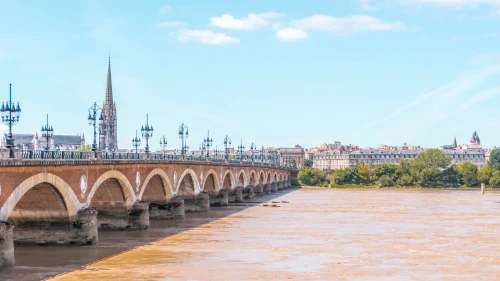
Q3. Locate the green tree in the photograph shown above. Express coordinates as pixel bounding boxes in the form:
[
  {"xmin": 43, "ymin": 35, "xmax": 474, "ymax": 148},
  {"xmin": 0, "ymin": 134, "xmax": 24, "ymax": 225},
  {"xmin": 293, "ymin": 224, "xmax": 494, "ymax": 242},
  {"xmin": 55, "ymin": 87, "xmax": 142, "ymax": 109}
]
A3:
[
  {"xmin": 332, "ymin": 167, "xmax": 360, "ymax": 185},
  {"xmin": 408, "ymin": 149, "xmax": 452, "ymax": 186},
  {"xmin": 377, "ymin": 175, "xmax": 395, "ymax": 187},
  {"xmin": 490, "ymin": 171, "xmax": 500, "ymax": 188},
  {"xmin": 457, "ymin": 162, "xmax": 479, "ymax": 187},
  {"xmin": 304, "ymin": 159, "xmax": 313, "ymax": 167},
  {"xmin": 488, "ymin": 149, "xmax": 500, "ymax": 171},
  {"xmin": 478, "ymin": 166, "xmax": 492, "ymax": 184},
  {"xmin": 374, "ymin": 163, "xmax": 398, "ymax": 180},
  {"xmin": 78, "ymin": 144, "xmax": 92, "ymax": 152},
  {"xmin": 357, "ymin": 162, "xmax": 372, "ymax": 184},
  {"xmin": 298, "ymin": 166, "xmax": 326, "ymax": 186},
  {"xmin": 416, "ymin": 148, "xmax": 451, "ymax": 170},
  {"xmin": 396, "ymin": 174, "xmax": 414, "ymax": 186}
]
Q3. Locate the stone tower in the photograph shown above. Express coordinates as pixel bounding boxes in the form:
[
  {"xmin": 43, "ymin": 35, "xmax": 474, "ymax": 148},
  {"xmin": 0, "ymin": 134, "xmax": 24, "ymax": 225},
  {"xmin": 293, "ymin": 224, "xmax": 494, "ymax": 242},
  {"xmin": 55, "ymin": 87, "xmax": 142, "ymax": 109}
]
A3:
[{"xmin": 100, "ymin": 57, "xmax": 118, "ymax": 151}]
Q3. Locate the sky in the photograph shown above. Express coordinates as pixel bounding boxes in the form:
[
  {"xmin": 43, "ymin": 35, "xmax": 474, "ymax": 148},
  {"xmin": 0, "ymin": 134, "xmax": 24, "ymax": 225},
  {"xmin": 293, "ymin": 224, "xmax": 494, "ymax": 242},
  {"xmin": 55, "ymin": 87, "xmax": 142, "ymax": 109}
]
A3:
[{"xmin": 0, "ymin": 0, "xmax": 500, "ymax": 151}]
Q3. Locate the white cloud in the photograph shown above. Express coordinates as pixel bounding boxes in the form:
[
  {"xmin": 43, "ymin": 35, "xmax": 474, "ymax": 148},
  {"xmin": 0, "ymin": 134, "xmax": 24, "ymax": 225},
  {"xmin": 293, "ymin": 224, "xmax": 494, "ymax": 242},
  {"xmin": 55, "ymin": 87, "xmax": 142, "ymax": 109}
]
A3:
[
  {"xmin": 178, "ymin": 29, "xmax": 240, "ymax": 45},
  {"xmin": 209, "ymin": 12, "xmax": 285, "ymax": 30},
  {"xmin": 159, "ymin": 4, "xmax": 172, "ymax": 13},
  {"xmin": 157, "ymin": 21, "xmax": 186, "ymax": 28},
  {"xmin": 275, "ymin": 28, "xmax": 308, "ymax": 41},
  {"xmin": 482, "ymin": 32, "xmax": 499, "ymax": 37},
  {"xmin": 453, "ymin": 35, "xmax": 466, "ymax": 40},
  {"xmin": 456, "ymin": 85, "xmax": 500, "ymax": 111},
  {"xmin": 291, "ymin": 14, "xmax": 406, "ymax": 34},
  {"xmin": 360, "ymin": 0, "xmax": 500, "ymax": 10},
  {"xmin": 358, "ymin": 0, "xmax": 380, "ymax": 10}
]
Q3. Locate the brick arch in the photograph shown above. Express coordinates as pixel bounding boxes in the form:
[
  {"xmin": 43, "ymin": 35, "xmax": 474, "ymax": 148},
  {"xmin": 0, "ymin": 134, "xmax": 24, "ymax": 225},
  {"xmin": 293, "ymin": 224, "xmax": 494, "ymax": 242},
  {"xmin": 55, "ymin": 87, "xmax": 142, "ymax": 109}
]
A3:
[
  {"xmin": 237, "ymin": 169, "xmax": 247, "ymax": 187},
  {"xmin": 175, "ymin": 168, "xmax": 201, "ymax": 195},
  {"xmin": 202, "ymin": 169, "xmax": 220, "ymax": 193},
  {"xmin": 86, "ymin": 170, "xmax": 136, "ymax": 208},
  {"xmin": 267, "ymin": 172, "xmax": 272, "ymax": 184},
  {"xmin": 222, "ymin": 169, "xmax": 235, "ymax": 190},
  {"xmin": 258, "ymin": 171, "xmax": 265, "ymax": 185},
  {"xmin": 139, "ymin": 168, "xmax": 174, "ymax": 201},
  {"xmin": 0, "ymin": 173, "xmax": 80, "ymax": 221},
  {"xmin": 249, "ymin": 170, "xmax": 257, "ymax": 187}
]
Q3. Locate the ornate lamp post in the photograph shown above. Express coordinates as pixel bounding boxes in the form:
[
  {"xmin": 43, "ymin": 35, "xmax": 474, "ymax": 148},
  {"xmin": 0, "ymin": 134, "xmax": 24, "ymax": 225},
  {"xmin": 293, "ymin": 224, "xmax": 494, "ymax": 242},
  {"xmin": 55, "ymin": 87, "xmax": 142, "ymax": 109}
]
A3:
[
  {"xmin": 260, "ymin": 145, "xmax": 265, "ymax": 163},
  {"xmin": 41, "ymin": 114, "xmax": 54, "ymax": 151},
  {"xmin": 203, "ymin": 130, "xmax": 213, "ymax": 158},
  {"xmin": 141, "ymin": 114, "xmax": 154, "ymax": 153},
  {"xmin": 199, "ymin": 142, "xmax": 206, "ymax": 158},
  {"xmin": 178, "ymin": 123, "xmax": 189, "ymax": 157},
  {"xmin": 250, "ymin": 142, "xmax": 256, "ymax": 162},
  {"xmin": 1, "ymin": 84, "xmax": 21, "ymax": 158},
  {"xmin": 132, "ymin": 130, "xmax": 141, "ymax": 153},
  {"xmin": 224, "ymin": 135, "xmax": 231, "ymax": 160},
  {"xmin": 237, "ymin": 139, "xmax": 245, "ymax": 160},
  {"xmin": 214, "ymin": 145, "xmax": 219, "ymax": 159},
  {"xmin": 160, "ymin": 135, "xmax": 167, "ymax": 153},
  {"xmin": 87, "ymin": 102, "xmax": 103, "ymax": 153}
]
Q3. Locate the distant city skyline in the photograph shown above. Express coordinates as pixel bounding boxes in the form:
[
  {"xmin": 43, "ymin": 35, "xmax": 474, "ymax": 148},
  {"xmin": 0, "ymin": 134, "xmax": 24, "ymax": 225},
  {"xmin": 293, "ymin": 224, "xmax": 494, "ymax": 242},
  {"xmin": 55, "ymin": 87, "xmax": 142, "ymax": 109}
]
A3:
[{"xmin": 1, "ymin": 1, "xmax": 499, "ymax": 150}]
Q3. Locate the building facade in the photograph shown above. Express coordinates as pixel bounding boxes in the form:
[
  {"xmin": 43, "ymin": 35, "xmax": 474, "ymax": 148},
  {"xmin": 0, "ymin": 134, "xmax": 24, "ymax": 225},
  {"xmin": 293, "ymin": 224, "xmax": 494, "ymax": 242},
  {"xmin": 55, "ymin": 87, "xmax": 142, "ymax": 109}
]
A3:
[
  {"xmin": 99, "ymin": 57, "xmax": 118, "ymax": 152},
  {"xmin": 2, "ymin": 133, "xmax": 85, "ymax": 151},
  {"xmin": 441, "ymin": 132, "xmax": 486, "ymax": 170},
  {"xmin": 278, "ymin": 145, "xmax": 305, "ymax": 168}
]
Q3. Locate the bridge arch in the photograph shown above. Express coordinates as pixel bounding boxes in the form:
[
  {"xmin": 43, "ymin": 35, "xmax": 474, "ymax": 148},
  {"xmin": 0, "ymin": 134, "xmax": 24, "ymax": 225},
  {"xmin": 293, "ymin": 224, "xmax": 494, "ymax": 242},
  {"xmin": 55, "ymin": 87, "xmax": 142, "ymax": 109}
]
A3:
[
  {"xmin": 0, "ymin": 173, "xmax": 80, "ymax": 221},
  {"xmin": 202, "ymin": 169, "xmax": 220, "ymax": 194},
  {"xmin": 267, "ymin": 172, "xmax": 272, "ymax": 184},
  {"xmin": 176, "ymin": 168, "xmax": 200, "ymax": 196},
  {"xmin": 86, "ymin": 170, "xmax": 136, "ymax": 208},
  {"xmin": 237, "ymin": 170, "xmax": 247, "ymax": 187},
  {"xmin": 221, "ymin": 169, "xmax": 235, "ymax": 190},
  {"xmin": 273, "ymin": 172, "xmax": 278, "ymax": 183},
  {"xmin": 139, "ymin": 168, "xmax": 174, "ymax": 202},
  {"xmin": 249, "ymin": 170, "xmax": 257, "ymax": 187},
  {"xmin": 258, "ymin": 171, "xmax": 265, "ymax": 185}
]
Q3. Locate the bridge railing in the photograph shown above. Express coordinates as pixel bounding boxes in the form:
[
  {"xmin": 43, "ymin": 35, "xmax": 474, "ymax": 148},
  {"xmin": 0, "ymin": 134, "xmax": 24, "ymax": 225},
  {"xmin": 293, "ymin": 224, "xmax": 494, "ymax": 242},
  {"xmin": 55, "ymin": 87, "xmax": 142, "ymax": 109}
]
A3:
[{"xmin": 13, "ymin": 150, "xmax": 298, "ymax": 171}]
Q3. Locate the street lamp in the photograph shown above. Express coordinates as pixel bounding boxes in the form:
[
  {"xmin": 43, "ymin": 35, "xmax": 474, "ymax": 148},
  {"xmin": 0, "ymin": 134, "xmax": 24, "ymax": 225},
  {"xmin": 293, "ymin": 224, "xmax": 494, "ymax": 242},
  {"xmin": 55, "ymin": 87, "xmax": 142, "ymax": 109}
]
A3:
[
  {"xmin": 1, "ymin": 84, "xmax": 21, "ymax": 158},
  {"xmin": 237, "ymin": 139, "xmax": 245, "ymax": 160},
  {"xmin": 41, "ymin": 114, "xmax": 54, "ymax": 151},
  {"xmin": 260, "ymin": 145, "xmax": 265, "ymax": 163},
  {"xmin": 224, "ymin": 135, "xmax": 231, "ymax": 160},
  {"xmin": 132, "ymin": 130, "xmax": 141, "ymax": 153},
  {"xmin": 178, "ymin": 123, "xmax": 189, "ymax": 157},
  {"xmin": 141, "ymin": 114, "xmax": 153, "ymax": 153},
  {"xmin": 199, "ymin": 142, "xmax": 205, "ymax": 157},
  {"xmin": 214, "ymin": 145, "xmax": 219, "ymax": 159},
  {"xmin": 87, "ymin": 102, "xmax": 103, "ymax": 153},
  {"xmin": 160, "ymin": 135, "xmax": 167, "ymax": 153},
  {"xmin": 203, "ymin": 130, "xmax": 213, "ymax": 158},
  {"xmin": 250, "ymin": 142, "xmax": 256, "ymax": 162}
]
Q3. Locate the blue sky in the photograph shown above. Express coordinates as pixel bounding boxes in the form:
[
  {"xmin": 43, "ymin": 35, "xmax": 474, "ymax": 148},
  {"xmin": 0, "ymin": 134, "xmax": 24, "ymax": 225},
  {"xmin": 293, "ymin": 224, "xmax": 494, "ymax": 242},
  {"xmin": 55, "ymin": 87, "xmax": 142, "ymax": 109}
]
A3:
[{"xmin": 1, "ymin": 0, "xmax": 499, "ymax": 151}]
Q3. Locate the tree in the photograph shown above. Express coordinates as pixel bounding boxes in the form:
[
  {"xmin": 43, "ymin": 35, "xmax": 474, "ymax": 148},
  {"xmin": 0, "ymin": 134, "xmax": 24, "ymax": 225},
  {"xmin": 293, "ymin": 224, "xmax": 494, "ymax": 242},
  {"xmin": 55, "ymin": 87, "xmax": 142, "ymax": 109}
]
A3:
[
  {"xmin": 396, "ymin": 174, "xmax": 413, "ymax": 186},
  {"xmin": 478, "ymin": 166, "xmax": 492, "ymax": 184},
  {"xmin": 378, "ymin": 175, "xmax": 395, "ymax": 187},
  {"xmin": 298, "ymin": 166, "xmax": 326, "ymax": 186},
  {"xmin": 490, "ymin": 171, "xmax": 500, "ymax": 188},
  {"xmin": 374, "ymin": 163, "xmax": 398, "ymax": 180},
  {"xmin": 488, "ymin": 149, "xmax": 500, "ymax": 171},
  {"xmin": 416, "ymin": 148, "xmax": 451, "ymax": 170},
  {"xmin": 332, "ymin": 167, "xmax": 360, "ymax": 185},
  {"xmin": 457, "ymin": 162, "xmax": 479, "ymax": 187},
  {"xmin": 357, "ymin": 162, "xmax": 372, "ymax": 184},
  {"xmin": 78, "ymin": 144, "xmax": 92, "ymax": 152},
  {"xmin": 304, "ymin": 159, "xmax": 313, "ymax": 167},
  {"xmin": 408, "ymin": 149, "xmax": 452, "ymax": 186}
]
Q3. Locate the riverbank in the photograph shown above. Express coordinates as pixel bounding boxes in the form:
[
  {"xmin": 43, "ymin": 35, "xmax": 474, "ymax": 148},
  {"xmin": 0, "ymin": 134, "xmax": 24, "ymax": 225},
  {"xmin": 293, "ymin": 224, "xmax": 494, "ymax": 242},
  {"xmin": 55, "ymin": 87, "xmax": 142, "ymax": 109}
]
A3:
[{"xmin": 303, "ymin": 184, "xmax": 497, "ymax": 190}]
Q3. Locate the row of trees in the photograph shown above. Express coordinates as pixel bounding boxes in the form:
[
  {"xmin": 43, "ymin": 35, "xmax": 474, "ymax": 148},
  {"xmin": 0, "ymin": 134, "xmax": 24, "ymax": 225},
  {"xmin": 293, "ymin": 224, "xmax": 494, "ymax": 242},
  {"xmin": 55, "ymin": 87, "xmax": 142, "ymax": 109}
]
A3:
[{"xmin": 299, "ymin": 149, "xmax": 500, "ymax": 188}]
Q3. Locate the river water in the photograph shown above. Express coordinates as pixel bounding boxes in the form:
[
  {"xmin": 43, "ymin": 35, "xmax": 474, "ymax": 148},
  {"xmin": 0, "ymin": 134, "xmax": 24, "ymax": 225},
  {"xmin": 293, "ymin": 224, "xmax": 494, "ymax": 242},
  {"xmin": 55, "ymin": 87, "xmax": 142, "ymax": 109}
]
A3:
[{"xmin": 2, "ymin": 188, "xmax": 500, "ymax": 280}]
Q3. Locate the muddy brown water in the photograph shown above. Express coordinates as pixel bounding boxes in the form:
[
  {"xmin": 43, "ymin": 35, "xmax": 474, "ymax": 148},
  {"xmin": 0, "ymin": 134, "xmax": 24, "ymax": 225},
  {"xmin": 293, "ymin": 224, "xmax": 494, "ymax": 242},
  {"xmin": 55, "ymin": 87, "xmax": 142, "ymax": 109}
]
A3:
[{"xmin": 2, "ymin": 188, "xmax": 500, "ymax": 280}]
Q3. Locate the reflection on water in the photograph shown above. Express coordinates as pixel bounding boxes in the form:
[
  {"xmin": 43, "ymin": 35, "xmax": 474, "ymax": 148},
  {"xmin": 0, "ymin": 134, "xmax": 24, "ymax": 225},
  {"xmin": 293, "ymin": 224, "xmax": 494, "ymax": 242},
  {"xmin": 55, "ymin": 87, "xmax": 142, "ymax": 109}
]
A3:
[{"xmin": 3, "ymin": 188, "xmax": 500, "ymax": 280}]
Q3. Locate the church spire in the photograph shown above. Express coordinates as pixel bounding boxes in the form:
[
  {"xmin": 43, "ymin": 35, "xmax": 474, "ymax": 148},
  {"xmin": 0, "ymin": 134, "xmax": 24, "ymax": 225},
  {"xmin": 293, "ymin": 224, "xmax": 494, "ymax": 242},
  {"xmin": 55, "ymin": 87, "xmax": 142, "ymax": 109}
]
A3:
[
  {"xmin": 453, "ymin": 136, "xmax": 457, "ymax": 148},
  {"xmin": 105, "ymin": 55, "xmax": 113, "ymax": 106}
]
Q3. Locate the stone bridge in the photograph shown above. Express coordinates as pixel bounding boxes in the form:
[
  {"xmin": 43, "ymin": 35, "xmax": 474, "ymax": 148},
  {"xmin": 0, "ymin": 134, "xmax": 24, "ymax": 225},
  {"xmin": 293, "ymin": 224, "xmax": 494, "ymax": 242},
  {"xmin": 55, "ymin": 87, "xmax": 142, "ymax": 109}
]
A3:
[{"xmin": 0, "ymin": 157, "xmax": 297, "ymax": 268}]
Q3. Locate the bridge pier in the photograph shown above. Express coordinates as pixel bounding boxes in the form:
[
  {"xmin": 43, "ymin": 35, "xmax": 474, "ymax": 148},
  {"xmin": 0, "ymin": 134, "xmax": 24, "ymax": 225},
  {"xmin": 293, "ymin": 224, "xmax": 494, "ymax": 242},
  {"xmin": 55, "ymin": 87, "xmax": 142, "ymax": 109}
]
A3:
[
  {"xmin": 10, "ymin": 208, "xmax": 99, "ymax": 246},
  {"xmin": 0, "ymin": 221, "xmax": 14, "ymax": 269},
  {"xmin": 277, "ymin": 182, "xmax": 283, "ymax": 191},
  {"xmin": 264, "ymin": 183, "xmax": 272, "ymax": 194},
  {"xmin": 243, "ymin": 186, "xmax": 254, "ymax": 199},
  {"xmin": 149, "ymin": 196, "xmax": 185, "ymax": 220},
  {"xmin": 271, "ymin": 182, "xmax": 278, "ymax": 193},
  {"xmin": 184, "ymin": 192, "xmax": 210, "ymax": 212},
  {"xmin": 209, "ymin": 190, "xmax": 228, "ymax": 207},
  {"xmin": 254, "ymin": 184, "xmax": 264, "ymax": 196},
  {"xmin": 96, "ymin": 201, "xmax": 150, "ymax": 230},
  {"xmin": 228, "ymin": 187, "xmax": 244, "ymax": 203}
]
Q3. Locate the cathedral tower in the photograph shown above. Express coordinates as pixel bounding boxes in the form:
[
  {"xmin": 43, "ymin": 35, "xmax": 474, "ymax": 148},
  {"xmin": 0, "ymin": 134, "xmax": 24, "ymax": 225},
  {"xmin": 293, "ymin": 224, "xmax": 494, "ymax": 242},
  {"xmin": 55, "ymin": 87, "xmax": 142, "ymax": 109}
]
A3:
[{"xmin": 100, "ymin": 56, "xmax": 118, "ymax": 151}]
